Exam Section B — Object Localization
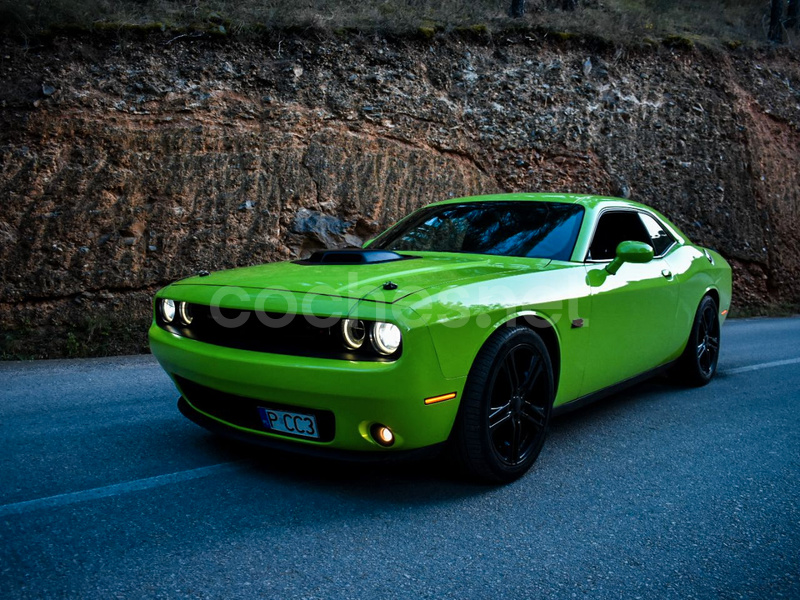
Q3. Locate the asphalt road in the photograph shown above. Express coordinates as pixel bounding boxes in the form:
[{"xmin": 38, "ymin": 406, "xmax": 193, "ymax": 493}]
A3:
[{"xmin": 1, "ymin": 318, "xmax": 798, "ymax": 599}]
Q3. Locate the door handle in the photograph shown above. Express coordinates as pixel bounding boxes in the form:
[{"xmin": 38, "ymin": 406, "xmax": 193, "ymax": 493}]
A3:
[{"xmin": 661, "ymin": 269, "xmax": 673, "ymax": 279}]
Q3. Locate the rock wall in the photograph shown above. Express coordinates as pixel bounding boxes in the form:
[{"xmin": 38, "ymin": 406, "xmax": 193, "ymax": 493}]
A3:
[{"xmin": 1, "ymin": 32, "xmax": 798, "ymax": 358}]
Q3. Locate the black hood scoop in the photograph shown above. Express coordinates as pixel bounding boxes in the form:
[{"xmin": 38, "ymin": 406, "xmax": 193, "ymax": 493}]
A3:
[{"xmin": 295, "ymin": 249, "xmax": 416, "ymax": 265}]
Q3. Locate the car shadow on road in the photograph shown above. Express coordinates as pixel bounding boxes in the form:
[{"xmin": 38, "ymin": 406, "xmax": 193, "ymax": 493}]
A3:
[
  {"xmin": 198, "ymin": 431, "xmax": 495, "ymax": 506},
  {"xmin": 549, "ymin": 376, "xmax": 676, "ymax": 435}
]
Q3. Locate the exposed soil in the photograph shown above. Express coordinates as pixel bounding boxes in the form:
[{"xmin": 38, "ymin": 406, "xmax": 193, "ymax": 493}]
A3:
[{"xmin": 1, "ymin": 31, "xmax": 798, "ymax": 358}]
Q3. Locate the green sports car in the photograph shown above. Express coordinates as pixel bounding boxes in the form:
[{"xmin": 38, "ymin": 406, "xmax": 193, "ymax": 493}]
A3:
[{"xmin": 149, "ymin": 193, "xmax": 731, "ymax": 482}]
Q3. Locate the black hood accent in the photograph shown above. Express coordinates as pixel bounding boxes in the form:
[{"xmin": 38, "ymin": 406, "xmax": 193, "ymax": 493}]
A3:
[{"xmin": 294, "ymin": 249, "xmax": 416, "ymax": 265}]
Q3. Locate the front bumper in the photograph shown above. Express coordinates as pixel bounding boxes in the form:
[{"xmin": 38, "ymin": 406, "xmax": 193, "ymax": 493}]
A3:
[
  {"xmin": 177, "ymin": 397, "xmax": 446, "ymax": 462},
  {"xmin": 149, "ymin": 323, "xmax": 465, "ymax": 452}
]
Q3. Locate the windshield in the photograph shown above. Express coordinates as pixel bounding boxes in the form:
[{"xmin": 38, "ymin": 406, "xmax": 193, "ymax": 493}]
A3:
[{"xmin": 373, "ymin": 201, "xmax": 585, "ymax": 261}]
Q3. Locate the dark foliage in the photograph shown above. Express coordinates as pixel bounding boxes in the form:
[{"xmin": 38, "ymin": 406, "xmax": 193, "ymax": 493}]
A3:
[
  {"xmin": 769, "ymin": 0, "xmax": 784, "ymax": 42},
  {"xmin": 788, "ymin": 0, "xmax": 799, "ymax": 29}
]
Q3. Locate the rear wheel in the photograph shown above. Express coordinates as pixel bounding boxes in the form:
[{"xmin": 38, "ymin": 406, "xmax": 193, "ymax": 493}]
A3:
[
  {"xmin": 676, "ymin": 295, "xmax": 721, "ymax": 386},
  {"xmin": 452, "ymin": 326, "xmax": 554, "ymax": 483}
]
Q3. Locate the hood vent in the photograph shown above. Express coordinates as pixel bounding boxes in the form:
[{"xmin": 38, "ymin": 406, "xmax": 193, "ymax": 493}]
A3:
[{"xmin": 295, "ymin": 249, "xmax": 414, "ymax": 265}]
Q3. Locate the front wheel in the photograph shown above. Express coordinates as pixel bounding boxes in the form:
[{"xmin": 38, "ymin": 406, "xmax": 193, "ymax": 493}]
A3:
[
  {"xmin": 676, "ymin": 295, "xmax": 721, "ymax": 386},
  {"xmin": 451, "ymin": 326, "xmax": 554, "ymax": 483}
]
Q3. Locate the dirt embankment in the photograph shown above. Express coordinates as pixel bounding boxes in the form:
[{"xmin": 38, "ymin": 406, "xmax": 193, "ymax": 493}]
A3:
[{"xmin": 1, "ymin": 32, "xmax": 798, "ymax": 358}]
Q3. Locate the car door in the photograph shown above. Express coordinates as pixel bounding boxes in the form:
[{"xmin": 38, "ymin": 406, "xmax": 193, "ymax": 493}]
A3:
[{"xmin": 580, "ymin": 209, "xmax": 680, "ymax": 396}]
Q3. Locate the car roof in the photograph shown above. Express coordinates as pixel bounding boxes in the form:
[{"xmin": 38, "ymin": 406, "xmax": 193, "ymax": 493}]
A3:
[{"xmin": 427, "ymin": 192, "xmax": 651, "ymax": 212}]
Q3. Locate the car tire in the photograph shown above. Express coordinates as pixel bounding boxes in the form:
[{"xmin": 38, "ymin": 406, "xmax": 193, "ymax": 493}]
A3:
[
  {"xmin": 676, "ymin": 295, "xmax": 721, "ymax": 386},
  {"xmin": 451, "ymin": 326, "xmax": 554, "ymax": 483}
]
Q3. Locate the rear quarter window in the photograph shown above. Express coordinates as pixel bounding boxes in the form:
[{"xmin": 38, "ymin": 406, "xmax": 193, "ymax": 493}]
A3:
[{"xmin": 639, "ymin": 213, "xmax": 676, "ymax": 257}]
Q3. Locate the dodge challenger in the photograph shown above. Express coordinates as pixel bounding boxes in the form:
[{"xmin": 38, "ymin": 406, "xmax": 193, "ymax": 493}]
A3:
[{"xmin": 149, "ymin": 193, "xmax": 731, "ymax": 482}]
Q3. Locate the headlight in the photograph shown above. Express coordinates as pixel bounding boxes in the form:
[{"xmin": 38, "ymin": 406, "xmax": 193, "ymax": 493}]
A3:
[
  {"xmin": 161, "ymin": 299, "xmax": 175, "ymax": 323},
  {"xmin": 371, "ymin": 322, "xmax": 401, "ymax": 355},
  {"xmin": 341, "ymin": 318, "xmax": 366, "ymax": 349},
  {"xmin": 178, "ymin": 302, "xmax": 193, "ymax": 325}
]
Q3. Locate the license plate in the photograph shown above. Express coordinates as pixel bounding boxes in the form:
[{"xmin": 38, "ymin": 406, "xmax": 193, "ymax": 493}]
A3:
[{"xmin": 257, "ymin": 407, "xmax": 320, "ymax": 440}]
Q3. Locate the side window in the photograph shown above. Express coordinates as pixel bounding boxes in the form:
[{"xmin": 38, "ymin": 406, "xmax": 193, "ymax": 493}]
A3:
[
  {"xmin": 587, "ymin": 211, "xmax": 652, "ymax": 261},
  {"xmin": 638, "ymin": 213, "xmax": 675, "ymax": 257}
]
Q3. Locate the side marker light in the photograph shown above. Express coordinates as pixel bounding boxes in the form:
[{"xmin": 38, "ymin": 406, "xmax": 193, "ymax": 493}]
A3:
[{"xmin": 424, "ymin": 392, "xmax": 457, "ymax": 405}]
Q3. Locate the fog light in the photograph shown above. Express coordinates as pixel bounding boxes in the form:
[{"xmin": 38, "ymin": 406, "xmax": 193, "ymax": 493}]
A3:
[
  {"xmin": 161, "ymin": 299, "xmax": 175, "ymax": 323},
  {"xmin": 371, "ymin": 424, "xmax": 395, "ymax": 447}
]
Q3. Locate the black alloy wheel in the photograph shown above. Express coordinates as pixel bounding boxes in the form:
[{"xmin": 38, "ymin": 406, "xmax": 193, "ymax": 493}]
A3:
[
  {"xmin": 452, "ymin": 326, "xmax": 554, "ymax": 483},
  {"xmin": 696, "ymin": 301, "xmax": 720, "ymax": 378},
  {"xmin": 678, "ymin": 295, "xmax": 721, "ymax": 386},
  {"xmin": 487, "ymin": 342, "xmax": 549, "ymax": 466}
]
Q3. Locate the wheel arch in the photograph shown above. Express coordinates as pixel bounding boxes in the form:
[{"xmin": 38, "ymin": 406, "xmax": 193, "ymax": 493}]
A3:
[
  {"xmin": 494, "ymin": 312, "xmax": 562, "ymax": 399},
  {"xmin": 449, "ymin": 311, "xmax": 559, "ymax": 482},
  {"xmin": 703, "ymin": 286, "xmax": 720, "ymax": 309}
]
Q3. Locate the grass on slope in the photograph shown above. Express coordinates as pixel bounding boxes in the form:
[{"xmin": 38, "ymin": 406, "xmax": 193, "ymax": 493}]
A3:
[{"xmin": 0, "ymin": 0, "xmax": 790, "ymax": 47}]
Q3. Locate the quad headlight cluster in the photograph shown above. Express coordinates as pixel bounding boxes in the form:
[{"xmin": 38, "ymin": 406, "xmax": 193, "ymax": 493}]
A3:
[
  {"xmin": 341, "ymin": 318, "xmax": 402, "ymax": 356},
  {"xmin": 156, "ymin": 299, "xmax": 401, "ymax": 359},
  {"xmin": 159, "ymin": 299, "xmax": 193, "ymax": 326}
]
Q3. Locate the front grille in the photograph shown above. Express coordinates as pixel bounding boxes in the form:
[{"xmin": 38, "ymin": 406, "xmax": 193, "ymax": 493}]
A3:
[
  {"xmin": 176, "ymin": 376, "xmax": 335, "ymax": 442},
  {"xmin": 156, "ymin": 303, "xmax": 400, "ymax": 361}
]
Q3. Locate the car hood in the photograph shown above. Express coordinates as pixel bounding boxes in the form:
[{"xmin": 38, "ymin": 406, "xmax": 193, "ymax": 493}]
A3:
[{"xmin": 172, "ymin": 253, "xmax": 553, "ymax": 304}]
